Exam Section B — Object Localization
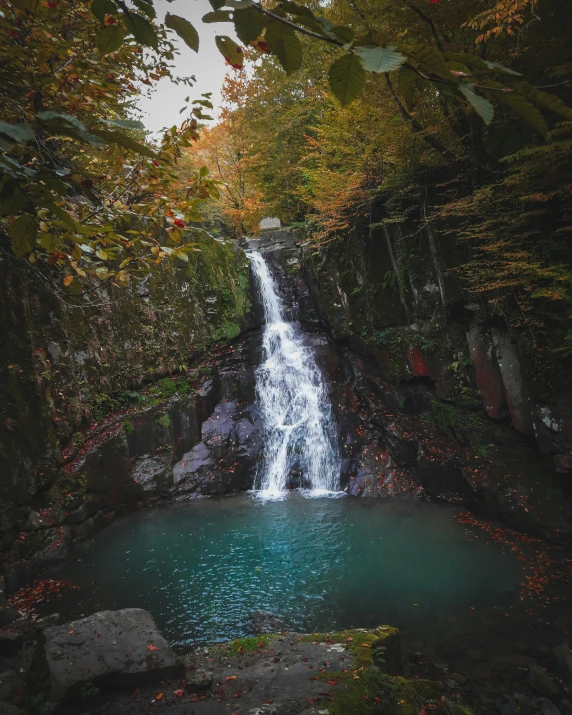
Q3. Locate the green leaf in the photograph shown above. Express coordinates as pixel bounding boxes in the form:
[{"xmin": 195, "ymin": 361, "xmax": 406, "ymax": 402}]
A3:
[
  {"xmin": 397, "ymin": 65, "xmax": 418, "ymax": 106},
  {"xmin": 215, "ymin": 35, "xmax": 244, "ymax": 68},
  {"xmin": 11, "ymin": 0, "xmax": 40, "ymax": 11},
  {"xmin": 280, "ymin": 1, "xmax": 315, "ymax": 21},
  {"xmin": 513, "ymin": 81, "xmax": 572, "ymax": 121},
  {"xmin": 224, "ymin": 0, "xmax": 253, "ymax": 7},
  {"xmin": 483, "ymin": 60, "xmax": 521, "ymax": 76},
  {"xmin": 0, "ymin": 182, "xmax": 29, "ymax": 216},
  {"xmin": 445, "ymin": 53, "xmax": 521, "ymax": 77},
  {"xmin": 102, "ymin": 118, "xmax": 145, "ymax": 130},
  {"xmin": 40, "ymin": 233, "xmax": 62, "ymax": 253},
  {"xmin": 8, "ymin": 215, "xmax": 38, "ymax": 257},
  {"xmin": 405, "ymin": 45, "xmax": 453, "ymax": 82},
  {"xmin": 96, "ymin": 24, "xmax": 126, "ymax": 56},
  {"xmin": 92, "ymin": 128, "xmax": 158, "ymax": 157},
  {"xmin": 202, "ymin": 10, "xmax": 233, "ymax": 22},
  {"xmin": 165, "ymin": 13, "xmax": 199, "ymax": 52},
  {"xmin": 354, "ymin": 45, "xmax": 406, "ymax": 73},
  {"xmin": 123, "ymin": 11, "xmax": 158, "ymax": 48},
  {"xmin": 0, "ymin": 121, "xmax": 35, "ymax": 144},
  {"xmin": 328, "ymin": 53, "xmax": 365, "ymax": 106},
  {"xmin": 91, "ymin": 0, "xmax": 117, "ymax": 24},
  {"xmin": 331, "ymin": 26, "xmax": 354, "ymax": 45},
  {"xmin": 37, "ymin": 111, "xmax": 108, "ymax": 146},
  {"xmin": 208, "ymin": 0, "xmax": 226, "ymax": 8},
  {"xmin": 233, "ymin": 7, "xmax": 264, "ymax": 45},
  {"xmin": 132, "ymin": 0, "xmax": 156, "ymax": 19},
  {"xmin": 496, "ymin": 90, "xmax": 548, "ymax": 137},
  {"xmin": 265, "ymin": 21, "xmax": 302, "ymax": 75},
  {"xmin": 459, "ymin": 83, "xmax": 494, "ymax": 124}
]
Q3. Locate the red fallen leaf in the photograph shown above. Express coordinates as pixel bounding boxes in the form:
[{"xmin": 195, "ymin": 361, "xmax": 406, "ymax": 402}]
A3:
[
  {"xmin": 328, "ymin": 680, "xmax": 339, "ymax": 685},
  {"xmin": 67, "ymin": 630, "xmax": 74, "ymax": 634},
  {"xmin": 419, "ymin": 708, "xmax": 427, "ymax": 715},
  {"xmin": 125, "ymin": 651, "xmax": 131, "ymax": 657},
  {"xmin": 174, "ymin": 689, "xmax": 183, "ymax": 698},
  {"xmin": 308, "ymin": 664, "xmax": 313, "ymax": 669},
  {"xmin": 233, "ymin": 693, "xmax": 241, "ymax": 698},
  {"xmin": 147, "ymin": 644, "xmax": 159, "ymax": 651},
  {"xmin": 346, "ymin": 636, "xmax": 353, "ymax": 642},
  {"xmin": 173, "ymin": 218, "xmax": 186, "ymax": 228},
  {"xmin": 258, "ymin": 642, "xmax": 265, "ymax": 648},
  {"xmin": 362, "ymin": 694, "xmax": 369, "ymax": 700},
  {"xmin": 306, "ymin": 698, "xmax": 314, "ymax": 704},
  {"xmin": 265, "ymin": 699, "xmax": 273, "ymax": 704},
  {"xmin": 155, "ymin": 692, "xmax": 164, "ymax": 700},
  {"xmin": 375, "ymin": 697, "xmax": 381, "ymax": 702}
]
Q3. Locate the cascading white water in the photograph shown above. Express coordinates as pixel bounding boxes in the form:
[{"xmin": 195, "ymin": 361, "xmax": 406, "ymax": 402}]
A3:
[{"xmin": 248, "ymin": 251, "xmax": 341, "ymax": 499}]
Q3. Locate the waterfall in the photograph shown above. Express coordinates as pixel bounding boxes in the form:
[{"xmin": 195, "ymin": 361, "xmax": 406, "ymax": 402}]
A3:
[{"xmin": 248, "ymin": 251, "xmax": 341, "ymax": 499}]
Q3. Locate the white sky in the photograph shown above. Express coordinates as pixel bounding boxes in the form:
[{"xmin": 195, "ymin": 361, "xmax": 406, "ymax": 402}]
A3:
[{"xmin": 137, "ymin": 0, "xmax": 239, "ymax": 135}]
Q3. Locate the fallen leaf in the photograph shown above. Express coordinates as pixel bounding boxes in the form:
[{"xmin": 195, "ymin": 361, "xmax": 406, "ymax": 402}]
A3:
[
  {"xmin": 328, "ymin": 680, "xmax": 339, "ymax": 685},
  {"xmin": 226, "ymin": 675, "xmax": 237, "ymax": 681},
  {"xmin": 154, "ymin": 692, "xmax": 164, "ymax": 700},
  {"xmin": 147, "ymin": 644, "xmax": 159, "ymax": 651},
  {"xmin": 175, "ymin": 689, "xmax": 183, "ymax": 698}
]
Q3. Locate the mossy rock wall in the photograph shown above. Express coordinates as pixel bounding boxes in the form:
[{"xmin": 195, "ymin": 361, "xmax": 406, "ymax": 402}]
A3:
[
  {"xmin": 300, "ymin": 190, "xmax": 572, "ymax": 477},
  {"xmin": 0, "ymin": 233, "xmax": 255, "ymax": 537}
]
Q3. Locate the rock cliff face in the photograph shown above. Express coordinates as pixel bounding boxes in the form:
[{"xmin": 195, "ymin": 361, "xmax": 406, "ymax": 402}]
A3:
[{"xmin": 0, "ymin": 232, "xmax": 258, "ymax": 589}]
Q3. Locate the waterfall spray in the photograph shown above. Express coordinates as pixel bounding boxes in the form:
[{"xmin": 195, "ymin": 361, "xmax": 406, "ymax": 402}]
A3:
[{"xmin": 248, "ymin": 251, "xmax": 341, "ymax": 499}]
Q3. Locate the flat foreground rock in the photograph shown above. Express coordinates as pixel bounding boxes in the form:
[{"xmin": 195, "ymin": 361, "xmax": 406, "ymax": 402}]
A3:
[{"xmin": 44, "ymin": 608, "xmax": 182, "ymax": 704}]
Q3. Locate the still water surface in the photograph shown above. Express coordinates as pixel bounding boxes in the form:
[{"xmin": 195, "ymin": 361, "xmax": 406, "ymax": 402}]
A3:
[{"xmin": 61, "ymin": 495, "xmax": 524, "ymax": 648}]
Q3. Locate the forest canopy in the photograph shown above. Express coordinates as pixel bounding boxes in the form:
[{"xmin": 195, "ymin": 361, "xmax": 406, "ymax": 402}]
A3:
[{"xmin": 1, "ymin": 0, "xmax": 571, "ymax": 347}]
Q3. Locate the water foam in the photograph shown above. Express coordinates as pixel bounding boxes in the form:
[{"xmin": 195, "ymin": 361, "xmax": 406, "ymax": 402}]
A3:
[{"xmin": 248, "ymin": 251, "xmax": 341, "ymax": 499}]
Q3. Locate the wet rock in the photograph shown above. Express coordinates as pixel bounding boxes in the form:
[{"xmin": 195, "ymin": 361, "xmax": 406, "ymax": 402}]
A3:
[
  {"xmin": 529, "ymin": 665, "xmax": 562, "ymax": 698},
  {"xmin": 468, "ymin": 649, "xmax": 487, "ymax": 661},
  {"xmin": 418, "ymin": 457, "xmax": 472, "ymax": 500},
  {"xmin": 173, "ymin": 442, "xmax": 214, "ymax": 485},
  {"xmin": 471, "ymin": 664, "xmax": 492, "ymax": 681},
  {"xmin": 0, "ymin": 599, "xmax": 18, "ymax": 628},
  {"xmin": 43, "ymin": 608, "xmax": 182, "ymax": 705},
  {"xmin": 537, "ymin": 698, "xmax": 562, "ymax": 715},
  {"xmin": 0, "ymin": 669, "xmax": 24, "ymax": 703},
  {"xmin": 182, "ymin": 661, "xmax": 212, "ymax": 692},
  {"xmin": 553, "ymin": 643, "xmax": 572, "ymax": 683},
  {"xmin": 251, "ymin": 611, "xmax": 287, "ymax": 635},
  {"xmin": 131, "ymin": 452, "xmax": 173, "ymax": 493},
  {"xmin": 0, "ymin": 627, "xmax": 25, "ymax": 657},
  {"xmin": 3, "ymin": 526, "xmax": 71, "ymax": 594}
]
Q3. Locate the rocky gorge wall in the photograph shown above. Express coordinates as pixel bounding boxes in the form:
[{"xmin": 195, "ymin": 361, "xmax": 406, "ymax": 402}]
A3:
[
  {"xmin": 288, "ymin": 204, "xmax": 572, "ymax": 541},
  {"xmin": 3, "ymin": 214, "xmax": 572, "ymax": 600},
  {"xmin": 0, "ymin": 232, "xmax": 258, "ymax": 592}
]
